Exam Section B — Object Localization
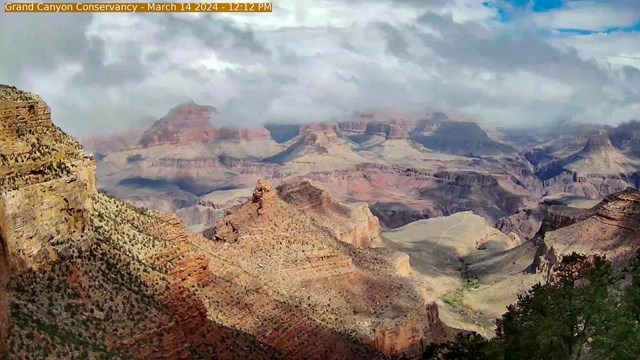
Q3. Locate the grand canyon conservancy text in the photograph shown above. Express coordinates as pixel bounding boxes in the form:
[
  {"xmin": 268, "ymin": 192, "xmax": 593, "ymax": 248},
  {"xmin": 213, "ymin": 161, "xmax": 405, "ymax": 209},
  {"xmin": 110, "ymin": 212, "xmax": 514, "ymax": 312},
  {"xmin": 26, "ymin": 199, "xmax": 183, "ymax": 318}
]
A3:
[{"xmin": 5, "ymin": 2, "xmax": 139, "ymax": 12}]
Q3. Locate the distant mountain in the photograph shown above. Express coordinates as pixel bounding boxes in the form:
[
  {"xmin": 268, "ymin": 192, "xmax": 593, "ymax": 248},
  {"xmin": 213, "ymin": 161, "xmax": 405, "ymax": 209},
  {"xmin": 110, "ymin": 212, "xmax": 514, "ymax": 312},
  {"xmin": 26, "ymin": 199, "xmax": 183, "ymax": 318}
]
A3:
[
  {"xmin": 139, "ymin": 101, "xmax": 272, "ymax": 147},
  {"xmin": 610, "ymin": 120, "xmax": 640, "ymax": 158},
  {"xmin": 412, "ymin": 121, "xmax": 517, "ymax": 157},
  {"xmin": 534, "ymin": 132, "xmax": 639, "ymax": 198}
]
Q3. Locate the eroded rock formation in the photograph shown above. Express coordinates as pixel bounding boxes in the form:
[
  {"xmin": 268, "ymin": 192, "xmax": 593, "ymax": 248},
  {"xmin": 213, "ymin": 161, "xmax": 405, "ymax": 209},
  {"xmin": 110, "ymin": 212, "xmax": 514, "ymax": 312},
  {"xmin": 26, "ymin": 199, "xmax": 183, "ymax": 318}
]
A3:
[
  {"xmin": 538, "ymin": 187, "xmax": 640, "ymax": 266},
  {"xmin": 139, "ymin": 101, "xmax": 270, "ymax": 147},
  {"xmin": 0, "ymin": 85, "xmax": 96, "ymax": 275},
  {"xmin": 203, "ymin": 179, "xmax": 450, "ymax": 355},
  {"xmin": 277, "ymin": 179, "xmax": 382, "ymax": 247}
]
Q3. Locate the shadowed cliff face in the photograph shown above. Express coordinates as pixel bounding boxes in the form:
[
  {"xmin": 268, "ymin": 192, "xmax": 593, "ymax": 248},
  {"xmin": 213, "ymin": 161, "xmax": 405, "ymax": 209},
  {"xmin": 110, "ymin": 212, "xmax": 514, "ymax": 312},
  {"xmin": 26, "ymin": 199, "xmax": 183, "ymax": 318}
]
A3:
[
  {"xmin": 412, "ymin": 122, "xmax": 517, "ymax": 157},
  {"xmin": 528, "ymin": 131, "xmax": 639, "ymax": 200},
  {"xmin": 0, "ymin": 231, "xmax": 8, "ymax": 352},
  {"xmin": 265, "ymin": 123, "xmax": 301, "ymax": 143}
]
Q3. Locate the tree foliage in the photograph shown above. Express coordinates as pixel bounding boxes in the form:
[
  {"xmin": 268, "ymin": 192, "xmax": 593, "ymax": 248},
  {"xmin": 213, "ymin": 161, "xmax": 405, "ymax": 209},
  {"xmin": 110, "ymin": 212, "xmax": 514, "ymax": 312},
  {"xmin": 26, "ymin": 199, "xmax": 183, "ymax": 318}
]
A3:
[{"xmin": 424, "ymin": 252, "xmax": 640, "ymax": 360}]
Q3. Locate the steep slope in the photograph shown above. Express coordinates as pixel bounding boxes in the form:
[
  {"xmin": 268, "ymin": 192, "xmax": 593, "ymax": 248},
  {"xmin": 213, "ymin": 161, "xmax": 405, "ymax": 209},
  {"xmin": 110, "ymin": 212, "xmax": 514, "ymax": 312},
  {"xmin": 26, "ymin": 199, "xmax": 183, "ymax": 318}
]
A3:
[
  {"xmin": 1, "ymin": 85, "xmax": 454, "ymax": 359},
  {"xmin": 0, "ymin": 85, "xmax": 96, "ymax": 275},
  {"xmin": 411, "ymin": 111, "xmax": 451, "ymax": 133},
  {"xmin": 276, "ymin": 179, "xmax": 382, "ymax": 247},
  {"xmin": 552, "ymin": 133, "xmax": 637, "ymax": 176},
  {"xmin": 138, "ymin": 101, "xmax": 278, "ymax": 154},
  {"xmin": 139, "ymin": 101, "xmax": 218, "ymax": 147},
  {"xmin": 264, "ymin": 123, "xmax": 302, "ymax": 143},
  {"xmin": 6, "ymin": 194, "xmax": 281, "ymax": 359},
  {"xmin": 379, "ymin": 212, "xmax": 525, "ymax": 335},
  {"xmin": 610, "ymin": 120, "xmax": 640, "ymax": 158},
  {"xmin": 339, "ymin": 119, "xmax": 411, "ymax": 144},
  {"xmin": 540, "ymin": 187, "xmax": 640, "ymax": 261},
  {"xmin": 199, "ymin": 180, "xmax": 452, "ymax": 357}
]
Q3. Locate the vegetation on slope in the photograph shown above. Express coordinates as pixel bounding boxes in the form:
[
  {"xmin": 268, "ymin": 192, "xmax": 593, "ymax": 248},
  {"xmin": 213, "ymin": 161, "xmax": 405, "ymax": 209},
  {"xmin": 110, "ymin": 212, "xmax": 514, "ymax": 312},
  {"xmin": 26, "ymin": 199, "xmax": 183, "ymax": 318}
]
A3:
[{"xmin": 423, "ymin": 252, "xmax": 640, "ymax": 360}]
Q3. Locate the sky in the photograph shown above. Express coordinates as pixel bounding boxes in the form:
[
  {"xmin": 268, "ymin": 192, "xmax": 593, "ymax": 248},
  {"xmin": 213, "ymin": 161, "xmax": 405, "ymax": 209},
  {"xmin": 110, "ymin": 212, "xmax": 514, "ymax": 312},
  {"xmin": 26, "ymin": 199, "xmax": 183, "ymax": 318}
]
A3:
[{"xmin": 1, "ymin": 0, "xmax": 639, "ymax": 137}]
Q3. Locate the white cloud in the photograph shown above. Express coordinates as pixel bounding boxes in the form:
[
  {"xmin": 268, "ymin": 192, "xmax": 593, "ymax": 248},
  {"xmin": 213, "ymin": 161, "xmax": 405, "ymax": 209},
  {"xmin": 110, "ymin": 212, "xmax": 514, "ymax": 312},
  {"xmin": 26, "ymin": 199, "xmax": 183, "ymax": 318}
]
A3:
[
  {"xmin": 435, "ymin": 0, "xmax": 499, "ymax": 24},
  {"xmin": 549, "ymin": 31, "xmax": 640, "ymax": 69},
  {"xmin": 531, "ymin": 1, "xmax": 639, "ymax": 31},
  {"xmin": 1, "ymin": 0, "xmax": 640, "ymax": 137}
]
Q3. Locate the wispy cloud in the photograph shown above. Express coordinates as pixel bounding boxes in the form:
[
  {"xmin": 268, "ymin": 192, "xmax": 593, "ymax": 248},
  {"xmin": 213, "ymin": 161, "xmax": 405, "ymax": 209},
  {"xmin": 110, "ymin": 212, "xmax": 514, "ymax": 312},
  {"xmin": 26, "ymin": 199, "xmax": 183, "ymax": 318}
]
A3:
[{"xmin": 530, "ymin": 1, "xmax": 639, "ymax": 32}]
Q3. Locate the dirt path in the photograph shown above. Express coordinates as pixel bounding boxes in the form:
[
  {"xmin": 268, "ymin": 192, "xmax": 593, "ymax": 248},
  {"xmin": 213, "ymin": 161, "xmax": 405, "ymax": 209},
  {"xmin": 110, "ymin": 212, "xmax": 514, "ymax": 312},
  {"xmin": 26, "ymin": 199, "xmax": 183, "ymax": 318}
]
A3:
[{"xmin": 431, "ymin": 212, "xmax": 468, "ymax": 251}]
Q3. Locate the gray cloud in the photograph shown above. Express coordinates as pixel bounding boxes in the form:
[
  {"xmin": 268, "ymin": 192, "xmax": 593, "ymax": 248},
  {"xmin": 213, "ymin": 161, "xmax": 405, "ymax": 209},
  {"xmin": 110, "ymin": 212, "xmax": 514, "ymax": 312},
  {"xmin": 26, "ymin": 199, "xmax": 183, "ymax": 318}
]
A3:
[
  {"xmin": 1, "ymin": 0, "xmax": 639, "ymax": 137},
  {"xmin": 0, "ymin": 13, "xmax": 93, "ymax": 85},
  {"xmin": 376, "ymin": 22, "xmax": 411, "ymax": 58},
  {"xmin": 72, "ymin": 37, "xmax": 149, "ymax": 86},
  {"xmin": 158, "ymin": 14, "xmax": 270, "ymax": 61}
]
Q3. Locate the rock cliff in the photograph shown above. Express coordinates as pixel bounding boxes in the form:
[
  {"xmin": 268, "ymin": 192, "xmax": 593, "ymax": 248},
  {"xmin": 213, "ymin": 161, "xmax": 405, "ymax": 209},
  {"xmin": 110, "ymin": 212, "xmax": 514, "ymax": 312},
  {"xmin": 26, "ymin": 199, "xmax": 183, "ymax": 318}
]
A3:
[
  {"xmin": 412, "ymin": 121, "xmax": 517, "ymax": 157},
  {"xmin": 0, "ymin": 85, "xmax": 96, "ymax": 275},
  {"xmin": 204, "ymin": 180, "xmax": 451, "ymax": 355},
  {"xmin": 535, "ymin": 132, "xmax": 639, "ymax": 199},
  {"xmin": 277, "ymin": 179, "xmax": 382, "ymax": 247},
  {"xmin": 496, "ymin": 207, "xmax": 543, "ymax": 242},
  {"xmin": 339, "ymin": 119, "xmax": 411, "ymax": 142},
  {"xmin": 539, "ymin": 187, "xmax": 640, "ymax": 264},
  {"xmin": 139, "ymin": 101, "xmax": 271, "ymax": 147}
]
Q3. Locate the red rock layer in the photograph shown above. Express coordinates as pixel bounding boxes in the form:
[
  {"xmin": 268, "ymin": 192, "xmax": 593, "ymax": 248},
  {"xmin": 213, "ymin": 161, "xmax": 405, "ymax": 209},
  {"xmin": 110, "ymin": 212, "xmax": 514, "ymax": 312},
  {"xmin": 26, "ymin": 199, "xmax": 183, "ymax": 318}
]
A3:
[
  {"xmin": 541, "ymin": 188, "xmax": 640, "ymax": 263},
  {"xmin": 277, "ymin": 179, "xmax": 381, "ymax": 247},
  {"xmin": 140, "ymin": 102, "xmax": 218, "ymax": 147},
  {"xmin": 277, "ymin": 179, "xmax": 332, "ymax": 210},
  {"xmin": 284, "ymin": 251, "xmax": 356, "ymax": 281},
  {"xmin": 139, "ymin": 102, "xmax": 271, "ymax": 147},
  {"xmin": 299, "ymin": 123, "xmax": 341, "ymax": 145},
  {"xmin": 594, "ymin": 188, "xmax": 640, "ymax": 231},
  {"xmin": 339, "ymin": 118, "xmax": 411, "ymax": 139},
  {"xmin": 365, "ymin": 122, "xmax": 410, "ymax": 139},
  {"xmin": 217, "ymin": 127, "xmax": 271, "ymax": 141},
  {"xmin": 370, "ymin": 302, "xmax": 450, "ymax": 358},
  {"xmin": 338, "ymin": 120, "xmax": 368, "ymax": 133}
]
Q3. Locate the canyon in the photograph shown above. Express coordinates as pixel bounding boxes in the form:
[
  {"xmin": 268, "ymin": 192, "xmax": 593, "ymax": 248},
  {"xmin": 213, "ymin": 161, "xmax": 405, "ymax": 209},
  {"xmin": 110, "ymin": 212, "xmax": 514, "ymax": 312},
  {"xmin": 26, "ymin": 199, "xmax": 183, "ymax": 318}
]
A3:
[
  {"xmin": 1, "ymin": 85, "xmax": 457, "ymax": 359},
  {"xmin": 3, "ymin": 85, "xmax": 640, "ymax": 358},
  {"xmin": 84, "ymin": 101, "xmax": 640, "ymax": 245},
  {"xmin": 78, "ymin": 98, "xmax": 640, "ymax": 344}
]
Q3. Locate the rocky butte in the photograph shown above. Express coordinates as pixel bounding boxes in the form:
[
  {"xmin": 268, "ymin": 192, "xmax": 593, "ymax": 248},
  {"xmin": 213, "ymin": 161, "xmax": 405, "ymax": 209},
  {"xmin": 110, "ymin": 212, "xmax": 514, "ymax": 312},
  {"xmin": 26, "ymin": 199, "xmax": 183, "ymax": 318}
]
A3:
[
  {"xmin": 139, "ymin": 101, "xmax": 271, "ymax": 147},
  {"xmin": 0, "ymin": 84, "xmax": 456, "ymax": 359}
]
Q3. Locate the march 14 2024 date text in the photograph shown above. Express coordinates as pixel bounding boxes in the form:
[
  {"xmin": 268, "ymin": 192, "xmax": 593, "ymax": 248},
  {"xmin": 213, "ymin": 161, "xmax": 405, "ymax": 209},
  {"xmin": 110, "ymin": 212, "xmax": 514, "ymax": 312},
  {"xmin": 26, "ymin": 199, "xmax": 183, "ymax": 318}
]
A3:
[{"xmin": 3, "ymin": 2, "xmax": 272, "ymax": 13}]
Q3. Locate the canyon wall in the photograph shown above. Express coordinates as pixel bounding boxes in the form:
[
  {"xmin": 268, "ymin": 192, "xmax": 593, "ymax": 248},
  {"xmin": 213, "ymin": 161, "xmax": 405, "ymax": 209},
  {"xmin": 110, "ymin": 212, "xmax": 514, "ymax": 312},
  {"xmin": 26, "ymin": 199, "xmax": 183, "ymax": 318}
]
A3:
[
  {"xmin": 0, "ymin": 86, "xmax": 97, "ymax": 350},
  {"xmin": 370, "ymin": 302, "xmax": 449, "ymax": 358},
  {"xmin": 0, "ymin": 86, "xmax": 96, "ymax": 275}
]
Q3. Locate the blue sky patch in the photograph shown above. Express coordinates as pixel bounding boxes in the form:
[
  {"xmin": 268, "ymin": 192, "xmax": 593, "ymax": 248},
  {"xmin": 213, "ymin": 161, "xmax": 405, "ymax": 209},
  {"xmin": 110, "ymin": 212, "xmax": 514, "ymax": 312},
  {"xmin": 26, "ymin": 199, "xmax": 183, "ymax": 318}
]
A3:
[{"xmin": 484, "ymin": 0, "xmax": 640, "ymax": 35}]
